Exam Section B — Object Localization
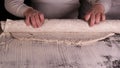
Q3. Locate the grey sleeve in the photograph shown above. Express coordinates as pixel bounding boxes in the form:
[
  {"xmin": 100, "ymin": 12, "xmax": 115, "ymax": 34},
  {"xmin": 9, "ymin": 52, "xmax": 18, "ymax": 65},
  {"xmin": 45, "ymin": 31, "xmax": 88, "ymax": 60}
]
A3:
[
  {"xmin": 5, "ymin": 0, "xmax": 31, "ymax": 17},
  {"xmin": 96, "ymin": 0, "xmax": 112, "ymax": 13}
]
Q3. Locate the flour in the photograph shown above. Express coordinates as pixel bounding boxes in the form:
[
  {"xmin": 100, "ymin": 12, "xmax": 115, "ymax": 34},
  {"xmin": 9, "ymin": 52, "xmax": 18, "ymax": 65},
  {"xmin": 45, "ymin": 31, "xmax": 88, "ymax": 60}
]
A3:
[{"xmin": 0, "ymin": 19, "xmax": 120, "ymax": 46}]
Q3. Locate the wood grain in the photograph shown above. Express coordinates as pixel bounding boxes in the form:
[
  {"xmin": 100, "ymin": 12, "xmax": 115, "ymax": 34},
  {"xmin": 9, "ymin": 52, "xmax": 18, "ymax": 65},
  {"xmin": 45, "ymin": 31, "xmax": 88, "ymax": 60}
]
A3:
[{"xmin": 0, "ymin": 33, "xmax": 120, "ymax": 68}]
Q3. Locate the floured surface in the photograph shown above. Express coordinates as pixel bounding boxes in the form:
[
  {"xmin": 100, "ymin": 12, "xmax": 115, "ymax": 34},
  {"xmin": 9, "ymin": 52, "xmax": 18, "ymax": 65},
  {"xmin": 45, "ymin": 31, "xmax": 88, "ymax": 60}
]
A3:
[{"xmin": 0, "ymin": 32, "xmax": 120, "ymax": 68}]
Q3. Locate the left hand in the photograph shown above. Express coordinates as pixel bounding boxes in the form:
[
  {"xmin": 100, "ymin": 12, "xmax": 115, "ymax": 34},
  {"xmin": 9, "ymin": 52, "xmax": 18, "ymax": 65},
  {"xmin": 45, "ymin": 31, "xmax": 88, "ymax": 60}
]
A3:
[
  {"xmin": 84, "ymin": 4, "xmax": 106, "ymax": 26},
  {"xmin": 24, "ymin": 8, "xmax": 45, "ymax": 28}
]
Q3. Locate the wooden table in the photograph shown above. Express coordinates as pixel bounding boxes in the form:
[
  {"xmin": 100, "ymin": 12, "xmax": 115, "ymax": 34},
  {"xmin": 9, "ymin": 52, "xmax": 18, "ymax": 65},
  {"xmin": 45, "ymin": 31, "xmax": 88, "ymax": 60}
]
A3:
[{"xmin": 0, "ymin": 33, "xmax": 120, "ymax": 68}]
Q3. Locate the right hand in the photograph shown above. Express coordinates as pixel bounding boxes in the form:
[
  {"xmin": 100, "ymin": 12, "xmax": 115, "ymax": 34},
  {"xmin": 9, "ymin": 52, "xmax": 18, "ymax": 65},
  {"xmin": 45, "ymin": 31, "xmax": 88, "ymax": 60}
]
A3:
[
  {"xmin": 24, "ymin": 8, "xmax": 45, "ymax": 28},
  {"xmin": 84, "ymin": 4, "xmax": 106, "ymax": 27}
]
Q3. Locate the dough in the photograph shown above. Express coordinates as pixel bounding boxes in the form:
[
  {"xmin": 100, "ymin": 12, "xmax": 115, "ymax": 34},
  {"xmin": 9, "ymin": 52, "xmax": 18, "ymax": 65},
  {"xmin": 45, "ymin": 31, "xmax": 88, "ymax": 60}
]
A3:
[
  {"xmin": 11, "ymin": 32, "xmax": 114, "ymax": 45},
  {"xmin": 1, "ymin": 19, "xmax": 120, "ymax": 33},
  {"xmin": 1, "ymin": 19, "xmax": 120, "ymax": 45}
]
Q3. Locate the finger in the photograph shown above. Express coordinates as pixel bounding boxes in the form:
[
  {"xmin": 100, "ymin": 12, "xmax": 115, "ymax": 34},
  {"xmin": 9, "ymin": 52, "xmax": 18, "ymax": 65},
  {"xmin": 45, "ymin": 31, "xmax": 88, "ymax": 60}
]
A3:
[
  {"xmin": 89, "ymin": 13, "xmax": 95, "ymax": 26},
  {"xmin": 34, "ymin": 13, "xmax": 41, "ymax": 27},
  {"xmin": 101, "ymin": 13, "xmax": 106, "ymax": 21},
  {"xmin": 39, "ymin": 13, "xmax": 45, "ymax": 26},
  {"xmin": 31, "ymin": 15, "xmax": 37, "ymax": 28},
  {"xmin": 95, "ymin": 13, "xmax": 101, "ymax": 24},
  {"xmin": 84, "ymin": 12, "xmax": 91, "ymax": 21},
  {"xmin": 25, "ymin": 15, "xmax": 31, "ymax": 26}
]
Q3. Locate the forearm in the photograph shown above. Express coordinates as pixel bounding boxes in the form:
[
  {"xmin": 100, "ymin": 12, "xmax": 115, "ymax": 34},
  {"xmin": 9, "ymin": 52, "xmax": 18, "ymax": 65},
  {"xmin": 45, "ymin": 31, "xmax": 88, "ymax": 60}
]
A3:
[
  {"xmin": 95, "ymin": 0, "xmax": 112, "ymax": 13},
  {"xmin": 5, "ymin": 0, "xmax": 32, "ymax": 17}
]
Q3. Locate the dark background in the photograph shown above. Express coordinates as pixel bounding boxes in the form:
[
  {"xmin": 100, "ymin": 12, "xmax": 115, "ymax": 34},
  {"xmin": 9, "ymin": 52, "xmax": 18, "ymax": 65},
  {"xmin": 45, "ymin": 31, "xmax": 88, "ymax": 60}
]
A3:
[
  {"xmin": 0, "ymin": 0, "xmax": 19, "ymax": 20},
  {"xmin": 0, "ymin": 0, "xmax": 91, "ymax": 21},
  {"xmin": 0, "ymin": 0, "xmax": 31, "ymax": 21}
]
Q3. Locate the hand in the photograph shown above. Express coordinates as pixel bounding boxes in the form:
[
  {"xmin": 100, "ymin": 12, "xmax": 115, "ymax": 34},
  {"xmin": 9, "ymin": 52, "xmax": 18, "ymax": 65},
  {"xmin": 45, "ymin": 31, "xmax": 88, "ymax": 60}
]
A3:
[
  {"xmin": 84, "ymin": 4, "xmax": 106, "ymax": 26},
  {"xmin": 24, "ymin": 8, "xmax": 45, "ymax": 28}
]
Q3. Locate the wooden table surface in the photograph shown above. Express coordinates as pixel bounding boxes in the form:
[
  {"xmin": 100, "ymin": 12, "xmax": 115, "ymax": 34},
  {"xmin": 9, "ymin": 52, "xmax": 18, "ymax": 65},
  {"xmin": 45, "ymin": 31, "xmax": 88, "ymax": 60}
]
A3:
[{"xmin": 0, "ymin": 33, "xmax": 120, "ymax": 68}]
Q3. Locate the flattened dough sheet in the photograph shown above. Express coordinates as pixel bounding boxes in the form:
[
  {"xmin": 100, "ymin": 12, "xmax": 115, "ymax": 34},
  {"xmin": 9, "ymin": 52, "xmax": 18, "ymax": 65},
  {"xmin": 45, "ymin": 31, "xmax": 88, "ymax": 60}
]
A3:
[{"xmin": 0, "ymin": 19, "xmax": 120, "ymax": 45}]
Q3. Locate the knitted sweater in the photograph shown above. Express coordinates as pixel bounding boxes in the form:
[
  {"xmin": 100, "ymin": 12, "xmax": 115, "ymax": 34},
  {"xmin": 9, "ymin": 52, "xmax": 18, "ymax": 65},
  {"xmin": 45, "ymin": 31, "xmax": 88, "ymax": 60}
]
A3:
[{"xmin": 5, "ymin": 0, "xmax": 112, "ymax": 18}]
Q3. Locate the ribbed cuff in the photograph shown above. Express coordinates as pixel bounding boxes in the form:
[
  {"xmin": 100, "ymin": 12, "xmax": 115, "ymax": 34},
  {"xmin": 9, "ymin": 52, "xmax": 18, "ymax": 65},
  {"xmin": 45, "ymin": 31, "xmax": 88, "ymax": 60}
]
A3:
[
  {"xmin": 16, "ymin": 4, "xmax": 32, "ymax": 17},
  {"xmin": 95, "ymin": 0, "xmax": 112, "ymax": 13}
]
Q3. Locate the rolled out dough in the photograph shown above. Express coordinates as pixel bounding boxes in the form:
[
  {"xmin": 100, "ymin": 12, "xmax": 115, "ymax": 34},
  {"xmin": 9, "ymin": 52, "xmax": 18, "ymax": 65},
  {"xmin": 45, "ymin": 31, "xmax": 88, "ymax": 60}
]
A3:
[
  {"xmin": 1, "ymin": 19, "xmax": 120, "ymax": 45},
  {"xmin": 1, "ymin": 19, "xmax": 120, "ymax": 33}
]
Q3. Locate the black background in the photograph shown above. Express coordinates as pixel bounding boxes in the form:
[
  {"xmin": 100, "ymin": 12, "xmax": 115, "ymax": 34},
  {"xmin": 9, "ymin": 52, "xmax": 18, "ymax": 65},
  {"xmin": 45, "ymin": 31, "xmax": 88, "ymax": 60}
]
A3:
[
  {"xmin": 0, "ymin": 0, "xmax": 91, "ymax": 21},
  {"xmin": 0, "ymin": 0, "xmax": 31, "ymax": 21}
]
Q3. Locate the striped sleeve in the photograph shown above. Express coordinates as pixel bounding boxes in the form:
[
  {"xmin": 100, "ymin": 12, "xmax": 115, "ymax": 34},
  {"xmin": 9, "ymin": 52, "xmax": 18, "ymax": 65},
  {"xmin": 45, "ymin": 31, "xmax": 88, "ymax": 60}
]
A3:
[
  {"xmin": 5, "ymin": 0, "xmax": 31, "ymax": 17},
  {"xmin": 96, "ymin": 0, "xmax": 112, "ymax": 13}
]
